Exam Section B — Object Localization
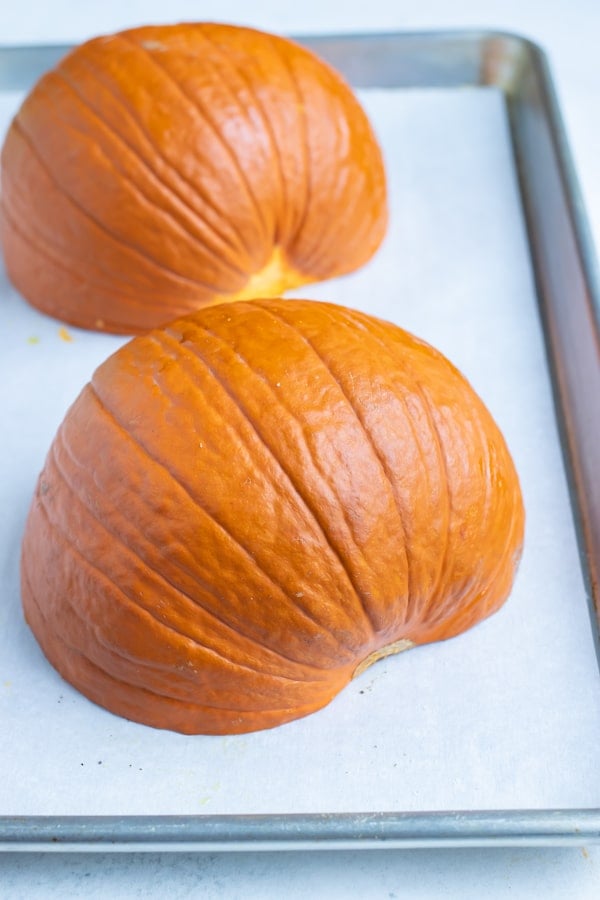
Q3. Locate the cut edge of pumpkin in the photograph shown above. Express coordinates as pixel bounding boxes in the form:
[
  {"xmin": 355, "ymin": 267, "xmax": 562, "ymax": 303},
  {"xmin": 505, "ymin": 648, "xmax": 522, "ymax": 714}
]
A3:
[
  {"xmin": 352, "ymin": 638, "xmax": 415, "ymax": 679},
  {"xmin": 216, "ymin": 246, "xmax": 313, "ymax": 303}
]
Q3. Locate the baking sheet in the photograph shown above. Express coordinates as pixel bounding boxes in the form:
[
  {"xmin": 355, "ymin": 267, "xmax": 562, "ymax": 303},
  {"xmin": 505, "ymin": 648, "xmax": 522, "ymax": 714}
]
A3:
[{"xmin": 1, "ymin": 82, "xmax": 599, "ymax": 820}]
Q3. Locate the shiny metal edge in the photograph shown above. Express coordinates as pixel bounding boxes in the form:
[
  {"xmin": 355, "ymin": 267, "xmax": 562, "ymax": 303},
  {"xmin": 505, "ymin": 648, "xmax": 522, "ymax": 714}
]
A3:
[
  {"xmin": 0, "ymin": 29, "xmax": 598, "ymax": 850},
  {"xmin": 0, "ymin": 30, "xmax": 531, "ymax": 92},
  {"xmin": 1, "ymin": 810, "xmax": 600, "ymax": 852},
  {"xmin": 503, "ymin": 44, "xmax": 600, "ymax": 665}
]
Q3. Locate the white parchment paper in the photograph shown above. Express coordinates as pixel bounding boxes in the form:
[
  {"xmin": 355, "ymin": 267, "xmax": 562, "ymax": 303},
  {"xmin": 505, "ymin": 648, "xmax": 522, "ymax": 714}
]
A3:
[{"xmin": 1, "ymin": 86, "xmax": 599, "ymax": 817}]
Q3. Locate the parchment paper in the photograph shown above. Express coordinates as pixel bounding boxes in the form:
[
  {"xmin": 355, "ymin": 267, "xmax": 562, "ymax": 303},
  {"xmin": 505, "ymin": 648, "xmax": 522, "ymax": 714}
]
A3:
[{"xmin": 1, "ymin": 86, "xmax": 599, "ymax": 817}]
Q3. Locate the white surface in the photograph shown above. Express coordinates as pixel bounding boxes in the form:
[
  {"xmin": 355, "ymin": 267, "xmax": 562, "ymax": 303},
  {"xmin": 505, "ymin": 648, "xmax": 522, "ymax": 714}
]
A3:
[
  {"xmin": 2, "ymin": 85, "xmax": 599, "ymax": 819},
  {"xmin": 1, "ymin": 1, "xmax": 599, "ymax": 897},
  {"xmin": 0, "ymin": 848, "xmax": 597, "ymax": 899}
]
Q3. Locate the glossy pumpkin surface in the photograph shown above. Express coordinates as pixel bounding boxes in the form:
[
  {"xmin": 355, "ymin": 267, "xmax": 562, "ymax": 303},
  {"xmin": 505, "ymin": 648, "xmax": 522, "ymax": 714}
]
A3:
[
  {"xmin": 21, "ymin": 299, "xmax": 525, "ymax": 734},
  {"xmin": 0, "ymin": 23, "xmax": 387, "ymax": 333}
]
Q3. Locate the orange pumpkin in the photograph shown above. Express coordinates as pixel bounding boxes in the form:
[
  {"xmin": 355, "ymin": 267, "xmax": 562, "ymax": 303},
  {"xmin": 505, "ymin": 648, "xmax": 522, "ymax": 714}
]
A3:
[
  {"xmin": 21, "ymin": 298, "xmax": 524, "ymax": 735},
  {"xmin": 0, "ymin": 23, "xmax": 387, "ymax": 334}
]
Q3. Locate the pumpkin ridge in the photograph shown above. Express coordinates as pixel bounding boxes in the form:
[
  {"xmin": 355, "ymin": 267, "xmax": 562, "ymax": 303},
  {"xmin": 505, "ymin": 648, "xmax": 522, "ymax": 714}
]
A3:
[
  {"xmin": 445, "ymin": 395, "xmax": 495, "ymax": 623},
  {"xmin": 257, "ymin": 301, "xmax": 418, "ymax": 614},
  {"xmin": 2, "ymin": 200, "xmax": 195, "ymax": 334},
  {"xmin": 23, "ymin": 498, "xmax": 209, "ymax": 686},
  {"xmin": 346, "ymin": 309, "xmax": 522, "ymax": 639},
  {"xmin": 170, "ymin": 318, "xmax": 377, "ymax": 639},
  {"xmin": 259, "ymin": 303, "xmax": 414, "ymax": 630},
  {"xmin": 287, "ymin": 81, "xmax": 341, "ymax": 270},
  {"xmin": 422, "ymin": 472, "xmax": 523, "ymax": 639},
  {"xmin": 32, "ymin": 487, "xmax": 243, "ymax": 681},
  {"xmin": 270, "ymin": 45, "xmax": 312, "ymax": 256},
  {"xmin": 1, "ymin": 190, "xmax": 98, "ymax": 287},
  {"xmin": 189, "ymin": 29, "xmax": 282, "ymax": 244},
  {"xmin": 412, "ymin": 385, "xmax": 507, "ymax": 631},
  {"xmin": 299, "ymin": 202, "xmax": 373, "ymax": 276},
  {"xmin": 339, "ymin": 309, "xmax": 454, "ymax": 626},
  {"xmin": 1, "ymin": 174, "xmax": 176, "ymax": 306},
  {"xmin": 200, "ymin": 29, "xmax": 288, "ymax": 246},
  {"xmin": 267, "ymin": 57, "xmax": 384, "ymax": 274},
  {"xmin": 319, "ymin": 307, "xmax": 445, "ymax": 626},
  {"xmin": 71, "ymin": 51, "xmax": 254, "ymax": 266},
  {"xmin": 52, "ymin": 69, "xmax": 250, "ymax": 283},
  {"xmin": 411, "ymin": 383, "xmax": 453, "ymax": 625},
  {"xmin": 1, "ymin": 179, "xmax": 215, "ymax": 327},
  {"xmin": 122, "ymin": 34, "xmax": 271, "ymax": 249},
  {"xmin": 29, "ymin": 495, "xmax": 324, "ymax": 705},
  {"xmin": 35, "ymin": 88, "xmax": 233, "ymax": 294},
  {"xmin": 472, "ymin": 400, "xmax": 494, "ymax": 536},
  {"xmin": 155, "ymin": 327, "xmax": 374, "ymax": 644},
  {"xmin": 53, "ymin": 430, "xmax": 330, "ymax": 681},
  {"xmin": 24, "ymin": 570, "xmax": 330, "ymax": 719},
  {"xmin": 376, "ymin": 312, "xmax": 522, "ymax": 629},
  {"xmin": 394, "ymin": 391, "xmax": 437, "ymax": 627},
  {"xmin": 87, "ymin": 381, "xmax": 350, "ymax": 665},
  {"xmin": 12, "ymin": 117, "xmax": 223, "ymax": 294},
  {"xmin": 302, "ymin": 173, "xmax": 386, "ymax": 275},
  {"xmin": 289, "ymin": 115, "xmax": 370, "ymax": 276}
]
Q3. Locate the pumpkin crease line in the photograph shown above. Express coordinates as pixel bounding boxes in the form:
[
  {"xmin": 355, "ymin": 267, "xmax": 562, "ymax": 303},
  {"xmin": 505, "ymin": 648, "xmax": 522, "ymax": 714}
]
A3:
[
  {"xmin": 271, "ymin": 45, "xmax": 312, "ymax": 255},
  {"xmin": 122, "ymin": 34, "xmax": 271, "ymax": 248},
  {"xmin": 415, "ymin": 387, "xmax": 454, "ymax": 624},
  {"xmin": 191, "ymin": 29, "xmax": 281, "ymax": 243},
  {"xmin": 200, "ymin": 29, "xmax": 288, "ymax": 245},
  {"xmin": 24, "ymin": 566, "xmax": 319, "ymax": 716},
  {"xmin": 339, "ymin": 308, "xmax": 523, "ymax": 634},
  {"xmin": 32, "ymin": 100, "xmax": 228, "ymax": 294},
  {"xmin": 87, "ymin": 382, "xmax": 347, "ymax": 666},
  {"xmin": 1, "ymin": 178, "xmax": 186, "ymax": 309},
  {"xmin": 342, "ymin": 309, "xmax": 449, "ymax": 625},
  {"xmin": 425, "ymin": 476, "xmax": 522, "ymax": 633},
  {"xmin": 12, "ymin": 116, "xmax": 227, "ymax": 293},
  {"xmin": 260, "ymin": 303, "xmax": 413, "ymax": 631},
  {"xmin": 289, "ymin": 102, "xmax": 360, "ymax": 272},
  {"xmin": 32, "ymin": 494, "xmax": 323, "ymax": 699},
  {"xmin": 52, "ymin": 432, "xmax": 329, "ymax": 681},
  {"xmin": 71, "ymin": 51, "xmax": 254, "ymax": 263},
  {"xmin": 155, "ymin": 328, "xmax": 371, "ymax": 646},
  {"xmin": 166, "ymin": 318, "xmax": 376, "ymax": 640},
  {"xmin": 301, "ymin": 186, "xmax": 377, "ymax": 274},
  {"xmin": 51, "ymin": 69, "xmax": 250, "ymax": 282},
  {"xmin": 155, "ymin": 328, "xmax": 368, "ymax": 651}
]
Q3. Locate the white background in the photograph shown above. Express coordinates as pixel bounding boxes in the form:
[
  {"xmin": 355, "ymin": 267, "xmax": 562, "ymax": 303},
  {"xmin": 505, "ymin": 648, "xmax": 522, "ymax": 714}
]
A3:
[{"xmin": 1, "ymin": 1, "xmax": 599, "ymax": 897}]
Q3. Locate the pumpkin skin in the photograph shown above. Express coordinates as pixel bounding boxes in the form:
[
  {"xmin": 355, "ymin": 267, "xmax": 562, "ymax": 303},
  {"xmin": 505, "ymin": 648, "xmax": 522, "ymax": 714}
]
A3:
[
  {"xmin": 21, "ymin": 298, "xmax": 524, "ymax": 735},
  {"xmin": 0, "ymin": 23, "xmax": 387, "ymax": 334}
]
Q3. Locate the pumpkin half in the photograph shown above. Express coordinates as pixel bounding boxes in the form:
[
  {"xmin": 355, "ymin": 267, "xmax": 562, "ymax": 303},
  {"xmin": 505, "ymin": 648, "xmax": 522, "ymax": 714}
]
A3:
[
  {"xmin": 0, "ymin": 23, "xmax": 387, "ymax": 334},
  {"xmin": 21, "ymin": 299, "xmax": 524, "ymax": 734}
]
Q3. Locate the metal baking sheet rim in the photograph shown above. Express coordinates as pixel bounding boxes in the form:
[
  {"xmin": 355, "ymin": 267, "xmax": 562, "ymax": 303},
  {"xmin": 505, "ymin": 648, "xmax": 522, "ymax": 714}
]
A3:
[{"xmin": 0, "ymin": 29, "xmax": 598, "ymax": 851}]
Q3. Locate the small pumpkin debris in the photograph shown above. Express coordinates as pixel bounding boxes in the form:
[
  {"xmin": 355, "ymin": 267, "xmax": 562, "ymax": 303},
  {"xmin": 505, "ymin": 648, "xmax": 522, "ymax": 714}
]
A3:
[{"xmin": 58, "ymin": 327, "xmax": 73, "ymax": 342}]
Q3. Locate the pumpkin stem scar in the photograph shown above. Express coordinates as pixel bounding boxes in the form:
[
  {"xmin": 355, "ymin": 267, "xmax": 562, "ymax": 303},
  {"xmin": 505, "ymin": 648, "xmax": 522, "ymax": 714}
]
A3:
[{"xmin": 352, "ymin": 638, "xmax": 415, "ymax": 679}]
